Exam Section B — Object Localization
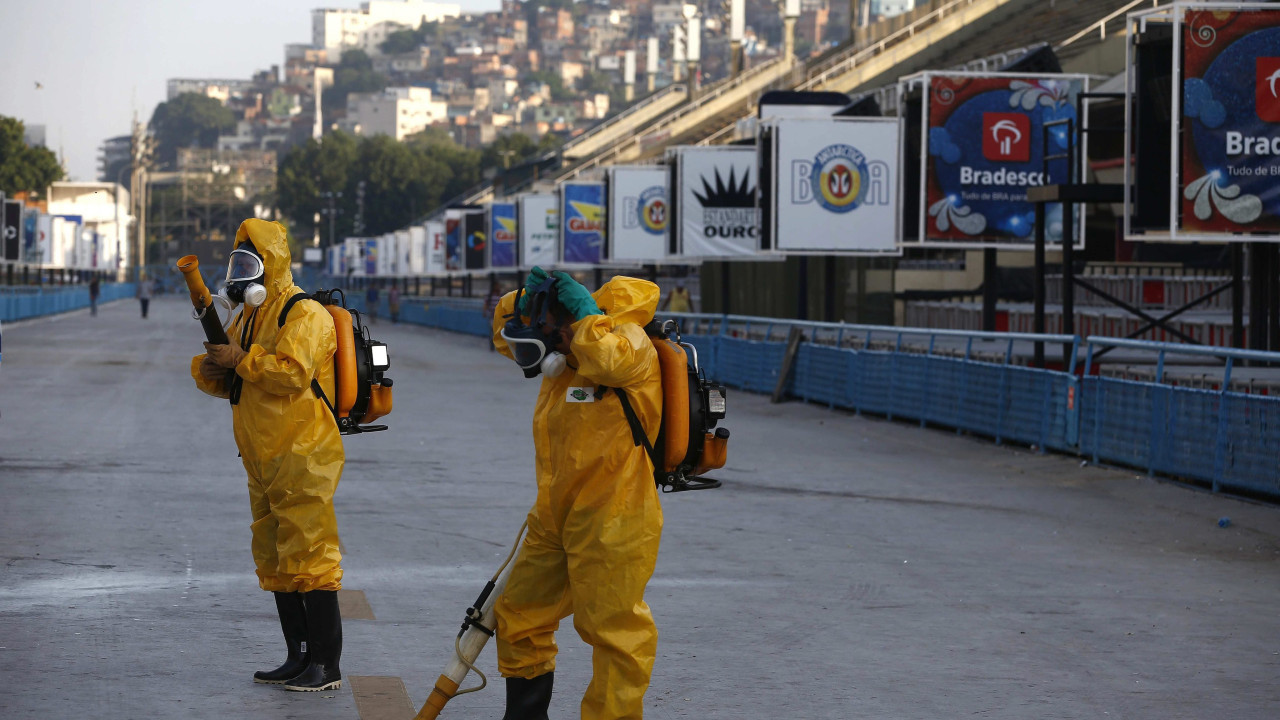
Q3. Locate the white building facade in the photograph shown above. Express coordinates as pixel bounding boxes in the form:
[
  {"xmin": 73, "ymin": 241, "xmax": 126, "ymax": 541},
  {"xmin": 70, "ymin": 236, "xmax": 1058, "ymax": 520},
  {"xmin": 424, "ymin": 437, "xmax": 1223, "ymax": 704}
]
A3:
[
  {"xmin": 344, "ymin": 87, "xmax": 448, "ymax": 140},
  {"xmin": 312, "ymin": 1, "xmax": 462, "ymax": 57}
]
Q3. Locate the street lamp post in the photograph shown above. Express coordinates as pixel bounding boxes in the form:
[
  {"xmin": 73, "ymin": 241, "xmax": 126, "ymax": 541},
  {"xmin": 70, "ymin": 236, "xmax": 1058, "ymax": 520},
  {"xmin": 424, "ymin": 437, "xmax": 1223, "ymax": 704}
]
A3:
[{"xmin": 319, "ymin": 190, "xmax": 343, "ymax": 248}]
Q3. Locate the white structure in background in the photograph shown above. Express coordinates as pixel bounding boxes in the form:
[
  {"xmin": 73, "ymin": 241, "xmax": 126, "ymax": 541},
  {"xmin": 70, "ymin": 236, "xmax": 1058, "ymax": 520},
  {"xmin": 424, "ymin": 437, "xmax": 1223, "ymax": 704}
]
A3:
[
  {"xmin": 312, "ymin": 1, "xmax": 462, "ymax": 59},
  {"xmin": 872, "ymin": 0, "xmax": 916, "ymax": 19},
  {"xmin": 343, "ymin": 87, "xmax": 448, "ymax": 140},
  {"xmin": 43, "ymin": 182, "xmax": 133, "ymax": 274}
]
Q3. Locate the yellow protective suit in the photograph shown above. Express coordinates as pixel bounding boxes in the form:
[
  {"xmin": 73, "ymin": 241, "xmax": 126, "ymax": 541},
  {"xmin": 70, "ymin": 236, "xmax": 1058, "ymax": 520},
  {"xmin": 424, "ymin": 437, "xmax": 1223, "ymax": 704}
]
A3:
[
  {"xmin": 492, "ymin": 276, "xmax": 664, "ymax": 720},
  {"xmin": 190, "ymin": 219, "xmax": 345, "ymax": 593}
]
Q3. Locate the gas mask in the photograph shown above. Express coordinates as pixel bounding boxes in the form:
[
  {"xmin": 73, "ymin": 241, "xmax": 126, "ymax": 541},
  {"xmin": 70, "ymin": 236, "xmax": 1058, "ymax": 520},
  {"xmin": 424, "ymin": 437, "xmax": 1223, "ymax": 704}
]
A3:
[
  {"xmin": 499, "ymin": 276, "xmax": 569, "ymax": 379},
  {"xmin": 224, "ymin": 245, "xmax": 267, "ymax": 308}
]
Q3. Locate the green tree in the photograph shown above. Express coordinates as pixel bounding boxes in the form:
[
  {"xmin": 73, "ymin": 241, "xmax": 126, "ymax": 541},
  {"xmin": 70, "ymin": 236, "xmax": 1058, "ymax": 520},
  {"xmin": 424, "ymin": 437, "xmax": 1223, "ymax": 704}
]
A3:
[
  {"xmin": 149, "ymin": 93, "xmax": 237, "ymax": 167},
  {"xmin": 322, "ymin": 50, "xmax": 389, "ymax": 114},
  {"xmin": 380, "ymin": 28, "xmax": 420, "ymax": 55},
  {"xmin": 0, "ymin": 116, "xmax": 63, "ymax": 195},
  {"xmin": 276, "ymin": 131, "xmax": 360, "ymax": 242},
  {"xmin": 481, "ymin": 132, "xmax": 562, "ymax": 171}
]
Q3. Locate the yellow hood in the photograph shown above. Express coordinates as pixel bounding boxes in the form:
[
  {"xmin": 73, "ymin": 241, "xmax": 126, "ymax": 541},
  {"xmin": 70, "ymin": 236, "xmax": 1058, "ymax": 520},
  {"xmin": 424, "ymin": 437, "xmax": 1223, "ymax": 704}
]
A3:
[
  {"xmin": 233, "ymin": 219, "xmax": 293, "ymax": 300},
  {"xmin": 591, "ymin": 276, "xmax": 659, "ymax": 327}
]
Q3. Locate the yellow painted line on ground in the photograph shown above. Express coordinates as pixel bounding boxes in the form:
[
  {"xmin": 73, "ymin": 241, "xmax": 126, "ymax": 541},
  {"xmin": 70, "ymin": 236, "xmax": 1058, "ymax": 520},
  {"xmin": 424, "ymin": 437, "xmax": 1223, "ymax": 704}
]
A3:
[
  {"xmin": 338, "ymin": 589, "xmax": 376, "ymax": 620},
  {"xmin": 350, "ymin": 676, "xmax": 415, "ymax": 720}
]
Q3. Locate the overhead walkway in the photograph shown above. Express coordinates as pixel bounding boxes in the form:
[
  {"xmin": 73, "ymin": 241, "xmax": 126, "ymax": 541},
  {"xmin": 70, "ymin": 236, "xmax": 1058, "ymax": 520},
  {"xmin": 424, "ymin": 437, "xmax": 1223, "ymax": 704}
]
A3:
[{"xmin": 699, "ymin": 0, "xmax": 1156, "ymax": 146}]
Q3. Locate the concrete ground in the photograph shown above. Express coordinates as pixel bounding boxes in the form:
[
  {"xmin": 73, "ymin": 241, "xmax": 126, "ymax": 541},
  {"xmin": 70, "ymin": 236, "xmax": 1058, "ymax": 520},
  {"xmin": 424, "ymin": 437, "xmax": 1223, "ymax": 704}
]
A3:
[{"xmin": 1, "ymin": 295, "xmax": 1278, "ymax": 720}]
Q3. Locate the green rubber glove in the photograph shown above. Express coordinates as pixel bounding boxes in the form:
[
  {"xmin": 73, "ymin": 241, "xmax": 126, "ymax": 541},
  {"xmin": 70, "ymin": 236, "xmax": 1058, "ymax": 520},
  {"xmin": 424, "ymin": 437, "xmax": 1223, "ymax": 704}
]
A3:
[
  {"xmin": 517, "ymin": 266, "xmax": 549, "ymax": 315},
  {"xmin": 552, "ymin": 271, "xmax": 601, "ymax": 321}
]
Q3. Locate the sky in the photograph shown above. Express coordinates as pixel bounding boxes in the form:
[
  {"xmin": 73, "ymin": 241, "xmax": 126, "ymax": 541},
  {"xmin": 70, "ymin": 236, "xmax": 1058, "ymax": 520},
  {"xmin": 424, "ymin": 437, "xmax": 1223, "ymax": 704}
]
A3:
[{"xmin": 0, "ymin": 0, "xmax": 499, "ymax": 183}]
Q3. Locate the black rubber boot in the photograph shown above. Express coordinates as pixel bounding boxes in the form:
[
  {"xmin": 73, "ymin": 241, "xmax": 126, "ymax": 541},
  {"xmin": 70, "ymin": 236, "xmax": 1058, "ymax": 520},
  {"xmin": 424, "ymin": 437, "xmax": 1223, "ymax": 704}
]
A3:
[
  {"xmin": 283, "ymin": 590, "xmax": 343, "ymax": 692},
  {"xmin": 253, "ymin": 592, "xmax": 309, "ymax": 684},
  {"xmin": 501, "ymin": 672, "xmax": 553, "ymax": 720}
]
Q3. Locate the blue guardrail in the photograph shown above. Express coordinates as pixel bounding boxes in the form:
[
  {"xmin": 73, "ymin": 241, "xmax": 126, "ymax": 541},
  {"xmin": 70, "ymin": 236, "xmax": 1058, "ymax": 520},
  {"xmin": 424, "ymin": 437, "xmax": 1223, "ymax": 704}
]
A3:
[
  {"xmin": 1, "ymin": 284, "xmax": 138, "ymax": 323},
  {"xmin": 389, "ymin": 301, "xmax": 1278, "ymax": 501}
]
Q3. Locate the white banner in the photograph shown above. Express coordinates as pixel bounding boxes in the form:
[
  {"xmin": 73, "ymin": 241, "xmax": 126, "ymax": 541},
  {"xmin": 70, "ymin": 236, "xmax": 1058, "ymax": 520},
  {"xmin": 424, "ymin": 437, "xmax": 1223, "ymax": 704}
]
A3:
[
  {"xmin": 768, "ymin": 117, "xmax": 900, "ymax": 254},
  {"xmin": 607, "ymin": 166, "xmax": 668, "ymax": 262},
  {"xmin": 408, "ymin": 225, "xmax": 427, "ymax": 275},
  {"xmin": 394, "ymin": 229, "xmax": 411, "ymax": 275},
  {"xmin": 423, "ymin": 221, "xmax": 447, "ymax": 275},
  {"xmin": 519, "ymin": 193, "xmax": 559, "ymax": 268},
  {"xmin": 675, "ymin": 146, "xmax": 760, "ymax": 258}
]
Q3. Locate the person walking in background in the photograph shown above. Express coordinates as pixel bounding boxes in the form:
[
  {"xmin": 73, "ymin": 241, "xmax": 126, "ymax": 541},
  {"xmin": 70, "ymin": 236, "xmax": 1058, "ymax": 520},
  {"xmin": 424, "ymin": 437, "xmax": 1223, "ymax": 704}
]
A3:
[
  {"xmin": 89, "ymin": 276, "xmax": 100, "ymax": 317},
  {"xmin": 365, "ymin": 284, "xmax": 380, "ymax": 324},
  {"xmin": 662, "ymin": 279, "xmax": 692, "ymax": 313},
  {"xmin": 137, "ymin": 275, "xmax": 153, "ymax": 319},
  {"xmin": 388, "ymin": 284, "xmax": 401, "ymax": 324}
]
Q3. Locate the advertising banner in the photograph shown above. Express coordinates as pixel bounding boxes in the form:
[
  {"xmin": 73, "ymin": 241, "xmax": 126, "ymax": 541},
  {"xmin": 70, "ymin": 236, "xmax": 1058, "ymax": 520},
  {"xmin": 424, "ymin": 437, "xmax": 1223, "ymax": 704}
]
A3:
[
  {"xmin": 488, "ymin": 202, "xmax": 518, "ymax": 268},
  {"xmin": 607, "ymin": 166, "xmax": 668, "ymax": 262},
  {"xmin": 408, "ymin": 226, "xmax": 427, "ymax": 275},
  {"xmin": 520, "ymin": 193, "xmax": 559, "ymax": 267},
  {"xmin": 463, "ymin": 209, "xmax": 486, "ymax": 270},
  {"xmin": 425, "ymin": 220, "xmax": 447, "ymax": 274},
  {"xmin": 1177, "ymin": 5, "xmax": 1280, "ymax": 239},
  {"xmin": 766, "ymin": 117, "xmax": 900, "ymax": 254},
  {"xmin": 35, "ymin": 215, "xmax": 51, "ymax": 267},
  {"xmin": 445, "ymin": 209, "xmax": 463, "ymax": 271},
  {"xmin": 920, "ymin": 72, "xmax": 1086, "ymax": 247},
  {"xmin": 675, "ymin": 146, "xmax": 760, "ymax": 257},
  {"xmin": 345, "ymin": 238, "xmax": 363, "ymax": 277},
  {"xmin": 3, "ymin": 200, "xmax": 23, "ymax": 261},
  {"xmin": 560, "ymin": 183, "xmax": 605, "ymax": 265},
  {"xmin": 394, "ymin": 230, "xmax": 411, "ymax": 275},
  {"xmin": 365, "ymin": 236, "xmax": 379, "ymax": 275}
]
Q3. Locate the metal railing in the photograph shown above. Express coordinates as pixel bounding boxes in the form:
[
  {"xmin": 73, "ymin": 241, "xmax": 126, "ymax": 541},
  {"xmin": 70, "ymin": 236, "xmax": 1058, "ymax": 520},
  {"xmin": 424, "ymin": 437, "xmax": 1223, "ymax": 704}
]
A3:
[
  {"xmin": 560, "ymin": 84, "xmax": 688, "ymax": 157},
  {"xmin": 799, "ymin": 0, "xmax": 1017, "ymax": 91},
  {"xmin": 1080, "ymin": 337, "xmax": 1280, "ymax": 497},
  {"xmin": 390, "ymin": 304, "xmax": 1279, "ymax": 500},
  {"xmin": 1, "ymin": 283, "xmax": 138, "ymax": 322},
  {"xmin": 1057, "ymin": 0, "xmax": 1162, "ymax": 49}
]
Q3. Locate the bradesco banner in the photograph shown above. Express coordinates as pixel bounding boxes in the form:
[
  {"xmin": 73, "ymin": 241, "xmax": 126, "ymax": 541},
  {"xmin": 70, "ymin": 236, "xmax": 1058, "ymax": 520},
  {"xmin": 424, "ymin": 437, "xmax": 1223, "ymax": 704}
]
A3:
[
  {"xmin": 1179, "ymin": 5, "xmax": 1280, "ymax": 239},
  {"xmin": 607, "ymin": 166, "xmax": 667, "ymax": 262},
  {"xmin": 922, "ymin": 72, "xmax": 1086, "ymax": 247},
  {"xmin": 768, "ymin": 117, "xmax": 899, "ymax": 254},
  {"xmin": 488, "ymin": 202, "xmax": 518, "ymax": 268},
  {"xmin": 519, "ymin": 193, "xmax": 559, "ymax": 267},
  {"xmin": 425, "ymin": 220, "xmax": 447, "ymax": 274},
  {"xmin": 676, "ymin": 146, "xmax": 760, "ymax": 257},
  {"xmin": 560, "ymin": 182, "xmax": 605, "ymax": 264}
]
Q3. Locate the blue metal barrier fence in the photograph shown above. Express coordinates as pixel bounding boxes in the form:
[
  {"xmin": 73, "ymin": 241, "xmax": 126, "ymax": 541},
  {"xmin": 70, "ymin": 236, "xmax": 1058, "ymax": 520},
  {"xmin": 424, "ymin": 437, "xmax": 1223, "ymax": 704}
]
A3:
[
  {"xmin": 1, "ymin": 284, "xmax": 138, "ymax": 322},
  {"xmin": 327, "ymin": 296, "xmax": 1280, "ymax": 500}
]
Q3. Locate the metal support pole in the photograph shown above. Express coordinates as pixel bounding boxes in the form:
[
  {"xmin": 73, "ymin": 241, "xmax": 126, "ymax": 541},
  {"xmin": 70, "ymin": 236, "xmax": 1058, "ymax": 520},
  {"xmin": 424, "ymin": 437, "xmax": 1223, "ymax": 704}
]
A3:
[
  {"xmin": 797, "ymin": 257, "xmax": 809, "ymax": 320},
  {"xmin": 1249, "ymin": 243, "xmax": 1267, "ymax": 352},
  {"xmin": 824, "ymin": 256, "xmax": 837, "ymax": 321},
  {"xmin": 1034, "ymin": 201, "xmax": 1046, "ymax": 368},
  {"xmin": 1232, "ymin": 243, "xmax": 1244, "ymax": 348},
  {"xmin": 982, "ymin": 249, "xmax": 998, "ymax": 331},
  {"xmin": 1062, "ymin": 201, "xmax": 1075, "ymax": 368},
  {"xmin": 1269, "ymin": 243, "xmax": 1280, "ymax": 352}
]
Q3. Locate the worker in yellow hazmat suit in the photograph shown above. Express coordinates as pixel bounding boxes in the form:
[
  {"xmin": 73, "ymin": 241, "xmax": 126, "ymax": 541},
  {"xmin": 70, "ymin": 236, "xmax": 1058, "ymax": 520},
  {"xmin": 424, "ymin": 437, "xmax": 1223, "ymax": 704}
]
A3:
[
  {"xmin": 191, "ymin": 218, "xmax": 346, "ymax": 692},
  {"xmin": 491, "ymin": 268, "xmax": 664, "ymax": 720}
]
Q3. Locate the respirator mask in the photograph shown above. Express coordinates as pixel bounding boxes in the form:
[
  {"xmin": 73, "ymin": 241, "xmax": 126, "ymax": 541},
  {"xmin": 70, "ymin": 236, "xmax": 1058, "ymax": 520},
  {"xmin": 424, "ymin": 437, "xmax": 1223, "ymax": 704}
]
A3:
[
  {"xmin": 224, "ymin": 245, "xmax": 267, "ymax": 308},
  {"xmin": 499, "ymin": 276, "xmax": 569, "ymax": 379}
]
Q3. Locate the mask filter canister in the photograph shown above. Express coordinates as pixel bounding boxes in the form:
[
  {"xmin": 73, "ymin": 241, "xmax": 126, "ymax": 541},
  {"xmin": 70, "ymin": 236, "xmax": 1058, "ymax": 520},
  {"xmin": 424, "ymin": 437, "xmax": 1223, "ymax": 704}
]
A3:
[{"xmin": 541, "ymin": 351, "xmax": 567, "ymax": 378}]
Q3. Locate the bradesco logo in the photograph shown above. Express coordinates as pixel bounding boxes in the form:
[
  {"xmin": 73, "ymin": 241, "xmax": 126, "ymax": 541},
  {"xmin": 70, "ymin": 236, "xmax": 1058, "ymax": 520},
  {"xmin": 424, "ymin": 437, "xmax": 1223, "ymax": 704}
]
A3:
[
  {"xmin": 1256, "ymin": 57, "xmax": 1280, "ymax": 123},
  {"xmin": 982, "ymin": 112, "xmax": 1030, "ymax": 162}
]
